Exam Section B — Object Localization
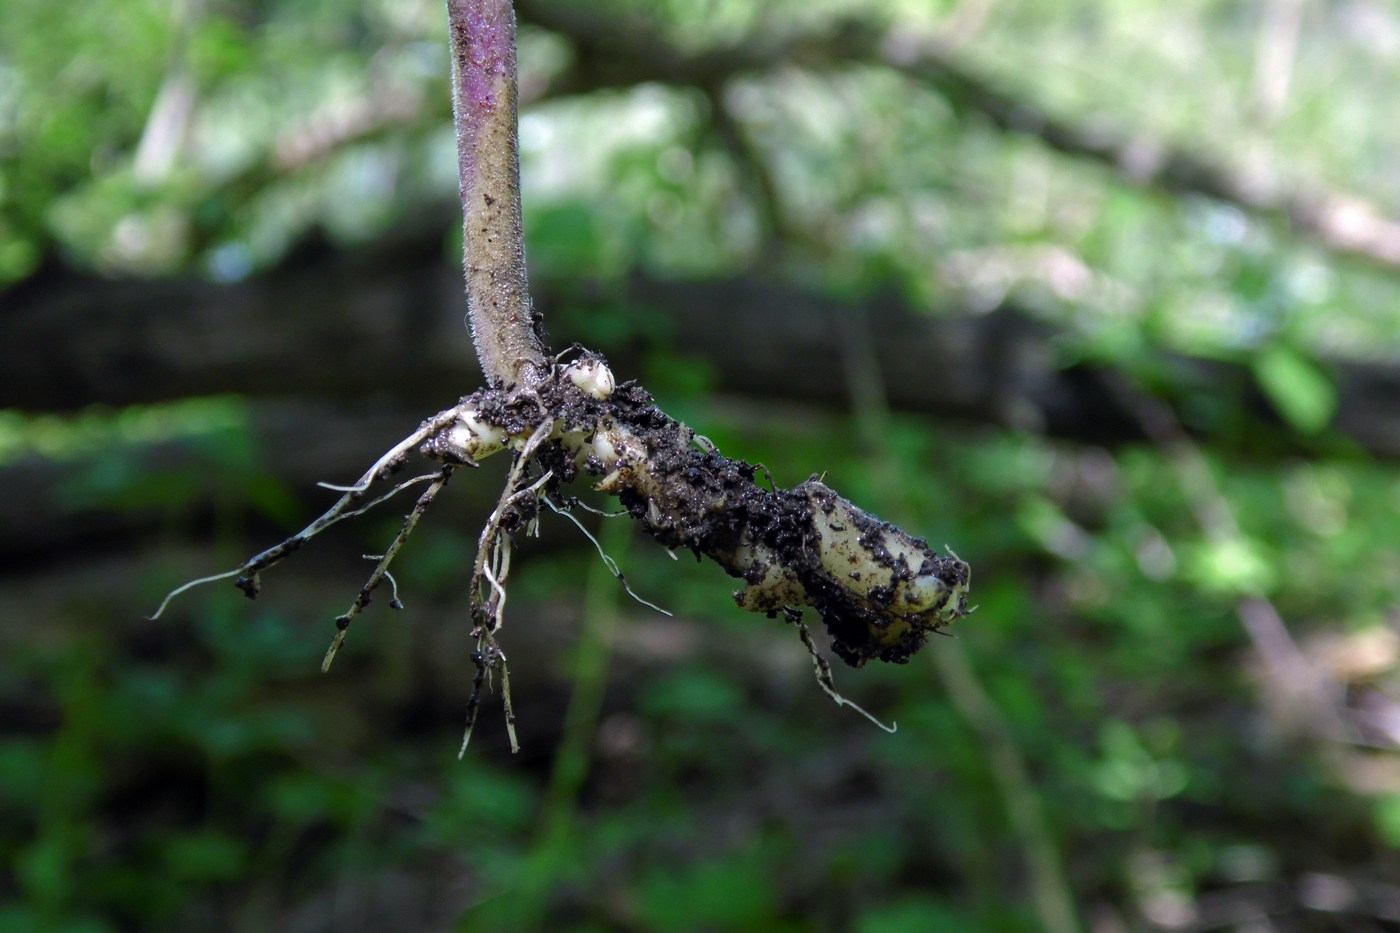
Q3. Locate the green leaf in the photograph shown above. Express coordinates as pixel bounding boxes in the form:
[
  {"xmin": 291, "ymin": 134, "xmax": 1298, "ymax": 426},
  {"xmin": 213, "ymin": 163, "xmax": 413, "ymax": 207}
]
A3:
[
  {"xmin": 161, "ymin": 830, "xmax": 248, "ymax": 883},
  {"xmin": 857, "ymin": 897, "xmax": 982, "ymax": 933},
  {"xmin": 1184, "ymin": 536, "xmax": 1275, "ymax": 598},
  {"xmin": 1375, "ymin": 794, "xmax": 1400, "ymax": 849},
  {"xmin": 1253, "ymin": 344, "xmax": 1337, "ymax": 434}
]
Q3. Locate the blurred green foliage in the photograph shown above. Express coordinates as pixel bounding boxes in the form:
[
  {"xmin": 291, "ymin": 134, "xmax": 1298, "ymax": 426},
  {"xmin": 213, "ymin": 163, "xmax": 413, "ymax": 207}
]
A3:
[{"xmin": 6, "ymin": 0, "xmax": 1400, "ymax": 930}]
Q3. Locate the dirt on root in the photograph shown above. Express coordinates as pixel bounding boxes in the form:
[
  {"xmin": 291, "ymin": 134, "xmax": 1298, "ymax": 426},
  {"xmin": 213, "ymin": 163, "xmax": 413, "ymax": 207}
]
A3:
[{"xmin": 451, "ymin": 355, "xmax": 968, "ymax": 667}]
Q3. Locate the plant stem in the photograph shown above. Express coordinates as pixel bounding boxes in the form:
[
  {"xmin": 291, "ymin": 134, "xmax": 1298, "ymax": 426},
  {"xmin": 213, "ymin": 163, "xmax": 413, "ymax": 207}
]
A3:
[{"xmin": 446, "ymin": 0, "xmax": 547, "ymax": 387}]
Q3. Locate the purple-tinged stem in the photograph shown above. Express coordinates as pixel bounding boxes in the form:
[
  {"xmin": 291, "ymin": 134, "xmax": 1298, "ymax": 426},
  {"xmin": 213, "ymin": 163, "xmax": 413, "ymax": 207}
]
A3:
[{"xmin": 447, "ymin": 0, "xmax": 547, "ymax": 387}]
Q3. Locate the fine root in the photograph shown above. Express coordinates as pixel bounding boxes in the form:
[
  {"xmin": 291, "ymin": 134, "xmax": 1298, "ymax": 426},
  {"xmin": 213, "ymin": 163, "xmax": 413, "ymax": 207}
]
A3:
[
  {"xmin": 468, "ymin": 419, "xmax": 553, "ymax": 634},
  {"xmin": 460, "ymin": 638, "xmax": 518, "ymax": 757},
  {"xmin": 321, "ymin": 464, "xmax": 456, "ymax": 672},
  {"xmin": 456, "ymin": 419, "xmax": 555, "ymax": 752},
  {"xmin": 544, "ymin": 498, "xmax": 672, "ymax": 617},
  {"xmin": 785, "ymin": 606, "xmax": 897, "ymax": 733}
]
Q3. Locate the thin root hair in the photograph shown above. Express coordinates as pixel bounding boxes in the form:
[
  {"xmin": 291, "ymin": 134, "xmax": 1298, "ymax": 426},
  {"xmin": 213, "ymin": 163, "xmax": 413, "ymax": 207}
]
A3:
[
  {"xmin": 555, "ymin": 494, "xmax": 629, "ymax": 518},
  {"xmin": 459, "ymin": 640, "xmax": 519, "ymax": 757},
  {"xmin": 148, "ymin": 568, "xmax": 245, "ymax": 620},
  {"xmin": 544, "ymin": 497, "xmax": 672, "ymax": 617},
  {"xmin": 321, "ymin": 464, "xmax": 456, "ymax": 672},
  {"xmin": 786, "ymin": 608, "xmax": 897, "ymax": 734},
  {"xmin": 322, "ymin": 408, "xmax": 465, "ymax": 494}
]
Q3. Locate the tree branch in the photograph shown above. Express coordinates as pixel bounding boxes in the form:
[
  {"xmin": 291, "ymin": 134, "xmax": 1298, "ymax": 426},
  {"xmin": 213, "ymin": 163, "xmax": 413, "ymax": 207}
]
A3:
[
  {"xmin": 15, "ymin": 243, "xmax": 1400, "ymax": 460},
  {"xmin": 447, "ymin": 0, "xmax": 547, "ymax": 387},
  {"xmin": 518, "ymin": 2, "xmax": 1400, "ymax": 273}
]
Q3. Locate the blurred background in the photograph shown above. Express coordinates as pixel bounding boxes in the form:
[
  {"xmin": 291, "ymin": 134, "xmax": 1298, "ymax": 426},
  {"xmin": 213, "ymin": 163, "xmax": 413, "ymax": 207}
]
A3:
[{"xmin": 5, "ymin": 0, "xmax": 1400, "ymax": 930}]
